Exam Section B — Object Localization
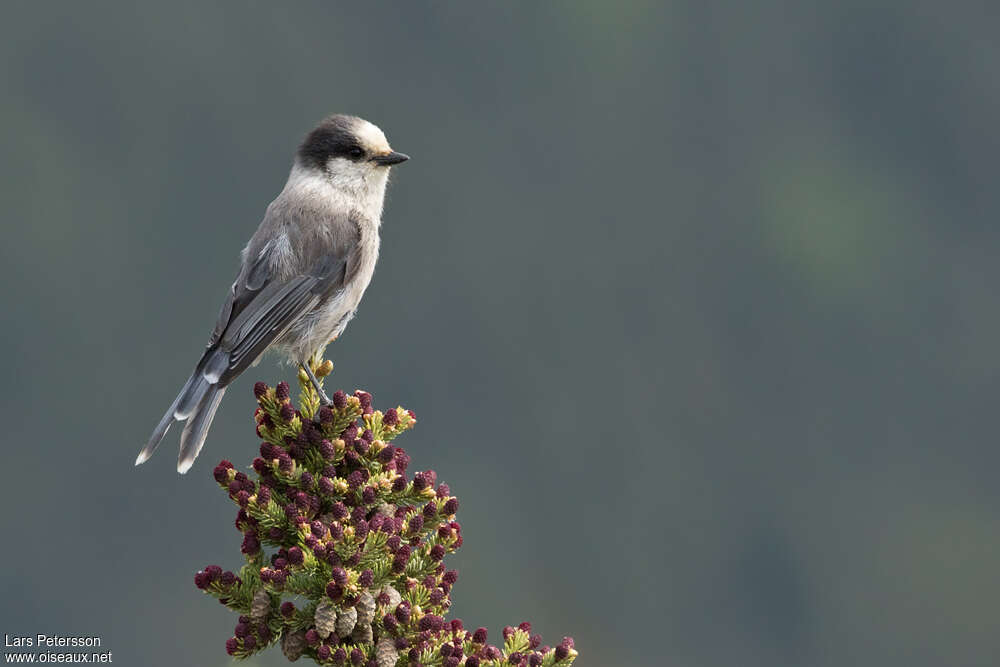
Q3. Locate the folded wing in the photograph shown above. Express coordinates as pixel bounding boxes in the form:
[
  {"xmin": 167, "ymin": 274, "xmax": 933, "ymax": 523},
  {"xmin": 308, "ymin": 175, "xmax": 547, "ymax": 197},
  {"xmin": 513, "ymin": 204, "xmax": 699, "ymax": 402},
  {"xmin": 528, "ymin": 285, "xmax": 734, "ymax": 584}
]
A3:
[{"xmin": 136, "ymin": 248, "xmax": 349, "ymax": 473}]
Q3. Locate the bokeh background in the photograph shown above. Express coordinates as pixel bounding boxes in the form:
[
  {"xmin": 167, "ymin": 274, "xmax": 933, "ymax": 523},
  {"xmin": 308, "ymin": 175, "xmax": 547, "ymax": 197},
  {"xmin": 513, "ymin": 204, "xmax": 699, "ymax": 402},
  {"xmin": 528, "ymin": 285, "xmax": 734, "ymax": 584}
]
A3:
[{"xmin": 2, "ymin": 2, "xmax": 999, "ymax": 666}]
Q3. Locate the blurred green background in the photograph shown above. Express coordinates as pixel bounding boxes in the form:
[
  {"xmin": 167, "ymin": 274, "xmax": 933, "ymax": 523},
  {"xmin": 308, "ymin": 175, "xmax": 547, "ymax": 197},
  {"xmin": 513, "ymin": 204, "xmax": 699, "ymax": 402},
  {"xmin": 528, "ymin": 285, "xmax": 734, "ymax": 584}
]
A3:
[{"xmin": 2, "ymin": 2, "xmax": 999, "ymax": 666}]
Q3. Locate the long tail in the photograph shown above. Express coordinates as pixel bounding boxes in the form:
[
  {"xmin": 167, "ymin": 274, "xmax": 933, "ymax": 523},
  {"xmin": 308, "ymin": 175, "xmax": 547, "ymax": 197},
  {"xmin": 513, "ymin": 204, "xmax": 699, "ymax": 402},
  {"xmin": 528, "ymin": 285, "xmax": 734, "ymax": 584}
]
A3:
[{"xmin": 135, "ymin": 348, "xmax": 230, "ymax": 474}]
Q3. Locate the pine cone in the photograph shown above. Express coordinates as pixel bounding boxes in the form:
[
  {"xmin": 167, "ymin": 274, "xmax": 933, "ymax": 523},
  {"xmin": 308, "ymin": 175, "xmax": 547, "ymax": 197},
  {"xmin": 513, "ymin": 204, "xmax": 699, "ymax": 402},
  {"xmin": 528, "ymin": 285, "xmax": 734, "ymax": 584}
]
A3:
[
  {"xmin": 335, "ymin": 606, "xmax": 358, "ymax": 638},
  {"xmin": 250, "ymin": 589, "xmax": 271, "ymax": 622},
  {"xmin": 375, "ymin": 638, "xmax": 399, "ymax": 667},
  {"xmin": 356, "ymin": 591, "xmax": 377, "ymax": 627},
  {"xmin": 352, "ymin": 621, "xmax": 373, "ymax": 644},
  {"xmin": 281, "ymin": 630, "xmax": 306, "ymax": 662},
  {"xmin": 314, "ymin": 599, "xmax": 337, "ymax": 639},
  {"xmin": 381, "ymin": 584, "xmax": 402, "ymax": 609}
]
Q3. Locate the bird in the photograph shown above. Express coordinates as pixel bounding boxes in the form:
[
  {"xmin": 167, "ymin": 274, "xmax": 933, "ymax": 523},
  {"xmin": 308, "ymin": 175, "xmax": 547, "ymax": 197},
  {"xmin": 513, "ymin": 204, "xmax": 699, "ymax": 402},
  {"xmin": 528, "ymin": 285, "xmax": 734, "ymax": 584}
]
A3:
[{"xmin": 135, "ymin": 114, "xmax": 409, "ymax": 473}]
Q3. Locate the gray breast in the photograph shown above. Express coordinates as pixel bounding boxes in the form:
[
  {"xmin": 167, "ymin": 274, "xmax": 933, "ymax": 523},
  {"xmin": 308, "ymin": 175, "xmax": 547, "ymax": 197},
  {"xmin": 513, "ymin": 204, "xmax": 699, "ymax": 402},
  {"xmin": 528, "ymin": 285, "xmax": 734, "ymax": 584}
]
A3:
[{"xmin": 282, "ymin": 216, "xmax": 380, "ymax": 361}]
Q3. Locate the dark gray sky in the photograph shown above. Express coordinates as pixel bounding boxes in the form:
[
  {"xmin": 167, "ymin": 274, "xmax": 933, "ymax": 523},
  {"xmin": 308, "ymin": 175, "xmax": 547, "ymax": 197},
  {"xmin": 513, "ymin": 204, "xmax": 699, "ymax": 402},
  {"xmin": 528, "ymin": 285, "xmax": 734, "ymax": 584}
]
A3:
[{"xmin": 2, "ymin": 3, "xmax": 999, "ymax": 666}]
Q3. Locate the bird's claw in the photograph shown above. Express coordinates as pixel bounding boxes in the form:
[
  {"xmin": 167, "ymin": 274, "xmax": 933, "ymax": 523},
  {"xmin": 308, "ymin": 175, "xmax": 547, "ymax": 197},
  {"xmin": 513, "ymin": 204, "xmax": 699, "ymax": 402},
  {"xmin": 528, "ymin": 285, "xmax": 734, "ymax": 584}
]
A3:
[{"xmin": 301, "ymin": 361, "xmax": 334, "ymax": 407}]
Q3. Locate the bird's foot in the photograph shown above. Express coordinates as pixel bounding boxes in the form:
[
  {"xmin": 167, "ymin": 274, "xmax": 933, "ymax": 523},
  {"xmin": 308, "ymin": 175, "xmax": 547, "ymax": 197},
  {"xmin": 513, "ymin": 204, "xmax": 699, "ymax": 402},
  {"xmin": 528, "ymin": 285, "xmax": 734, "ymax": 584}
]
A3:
[{"xmin": 300, "ymin": 360, "xmax": 335, "ymax": 406}]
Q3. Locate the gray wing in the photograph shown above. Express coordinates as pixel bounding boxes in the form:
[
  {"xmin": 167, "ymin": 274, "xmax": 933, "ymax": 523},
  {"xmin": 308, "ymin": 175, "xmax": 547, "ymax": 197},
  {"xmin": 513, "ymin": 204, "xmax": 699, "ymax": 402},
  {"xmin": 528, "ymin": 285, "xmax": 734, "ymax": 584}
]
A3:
[
  {"xmin": 137, "ymin": 245, "xmax": 351, "ymax": 473},
  {"xmin": 208, "ymin": 244, "xmax": 273, "ymax": 348},
  {"xmin": 203, "ymin": 249, "xmax": 348, "ymax": 387}
]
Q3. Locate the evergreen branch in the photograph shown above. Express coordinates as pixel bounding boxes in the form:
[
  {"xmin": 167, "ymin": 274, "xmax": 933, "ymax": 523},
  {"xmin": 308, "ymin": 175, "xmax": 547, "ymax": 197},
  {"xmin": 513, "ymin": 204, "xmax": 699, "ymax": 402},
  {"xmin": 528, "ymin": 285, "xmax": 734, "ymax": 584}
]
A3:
[{"xmin": 193, "ymin": 361, "xmax": 577, "ymax": 665}]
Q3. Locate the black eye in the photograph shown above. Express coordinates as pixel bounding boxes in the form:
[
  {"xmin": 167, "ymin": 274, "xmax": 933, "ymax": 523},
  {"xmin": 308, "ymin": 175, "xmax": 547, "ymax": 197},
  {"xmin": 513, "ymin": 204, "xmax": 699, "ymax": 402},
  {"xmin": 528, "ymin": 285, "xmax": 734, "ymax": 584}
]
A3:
[{"xmin": 348, "ymin": 146, "xmax": 364, "ymax": 159}]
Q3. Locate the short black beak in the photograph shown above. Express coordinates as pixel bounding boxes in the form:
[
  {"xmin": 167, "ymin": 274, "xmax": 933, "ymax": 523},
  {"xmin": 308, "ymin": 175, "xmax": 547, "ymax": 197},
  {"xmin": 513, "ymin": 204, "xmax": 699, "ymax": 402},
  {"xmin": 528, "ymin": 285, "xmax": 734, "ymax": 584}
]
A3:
[{"xmin": 373, "ymin": 151, "xmax": 410, "ymax": 166}]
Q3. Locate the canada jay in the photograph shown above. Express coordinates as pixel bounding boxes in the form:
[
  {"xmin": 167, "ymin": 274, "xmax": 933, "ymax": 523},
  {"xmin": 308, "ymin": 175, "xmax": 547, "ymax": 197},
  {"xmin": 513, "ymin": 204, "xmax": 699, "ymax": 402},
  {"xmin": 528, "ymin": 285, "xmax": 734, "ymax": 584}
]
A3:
[{"xmin": 135, "ymin": 114, "xmax": 408, "ymax": 473}]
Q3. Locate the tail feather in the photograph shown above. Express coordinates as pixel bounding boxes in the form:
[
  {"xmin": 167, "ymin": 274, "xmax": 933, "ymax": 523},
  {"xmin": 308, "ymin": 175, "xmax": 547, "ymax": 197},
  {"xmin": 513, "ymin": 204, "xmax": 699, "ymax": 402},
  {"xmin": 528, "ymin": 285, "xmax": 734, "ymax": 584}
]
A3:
[
  {"xmin": 135, "ymin": 348, "xmax": 229, "ymax": 472},
  {"xmin": 135, "ymin": 402, "xmax": 178, "ymax": 466},
  {"xmin": 177, "ymin": 386, "xmax": 226, "ymax": 474},
  {"xmin": 174, "ymin": 374, "xmax": 210, "ymax": 420},
  {"xmin": 135, "ymin": 371, "xmax": 199, "ymax": 466}
]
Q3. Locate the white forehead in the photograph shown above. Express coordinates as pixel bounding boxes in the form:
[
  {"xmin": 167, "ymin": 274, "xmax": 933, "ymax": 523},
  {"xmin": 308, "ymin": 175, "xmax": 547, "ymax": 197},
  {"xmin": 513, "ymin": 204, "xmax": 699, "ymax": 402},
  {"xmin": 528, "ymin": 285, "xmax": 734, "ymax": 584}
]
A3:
[{"xmin": 355, "ymin": 120, "xmax": 390, "ymax": 153}]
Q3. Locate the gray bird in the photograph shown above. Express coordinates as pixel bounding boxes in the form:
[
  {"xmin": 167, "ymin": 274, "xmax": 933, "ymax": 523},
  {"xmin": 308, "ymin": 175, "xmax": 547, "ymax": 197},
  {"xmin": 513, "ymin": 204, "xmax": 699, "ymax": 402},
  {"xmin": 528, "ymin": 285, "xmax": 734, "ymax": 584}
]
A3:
[{"xmin": 135, "ymin": 114, "xmax": 409, "ymax": 473}]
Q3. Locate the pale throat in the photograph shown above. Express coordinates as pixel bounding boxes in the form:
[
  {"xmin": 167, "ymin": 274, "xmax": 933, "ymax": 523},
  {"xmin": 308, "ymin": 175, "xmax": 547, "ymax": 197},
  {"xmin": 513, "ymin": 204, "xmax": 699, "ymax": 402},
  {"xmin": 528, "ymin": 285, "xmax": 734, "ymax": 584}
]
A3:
[
  {"xmin": 285, "ymin": 161, "xmax": 388, "ymax": 223},
  {"xmin": 331, "ymin": 169, "xmax": 388, "ymax": 223}
]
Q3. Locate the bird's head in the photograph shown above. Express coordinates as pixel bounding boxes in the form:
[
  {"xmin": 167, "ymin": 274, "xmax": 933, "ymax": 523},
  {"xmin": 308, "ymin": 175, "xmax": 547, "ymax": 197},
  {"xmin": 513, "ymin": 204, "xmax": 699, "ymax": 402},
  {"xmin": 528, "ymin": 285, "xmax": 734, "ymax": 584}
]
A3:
[{"xmin": 297, "ymin": 114, "xmax": 408, "ymax": 194}]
